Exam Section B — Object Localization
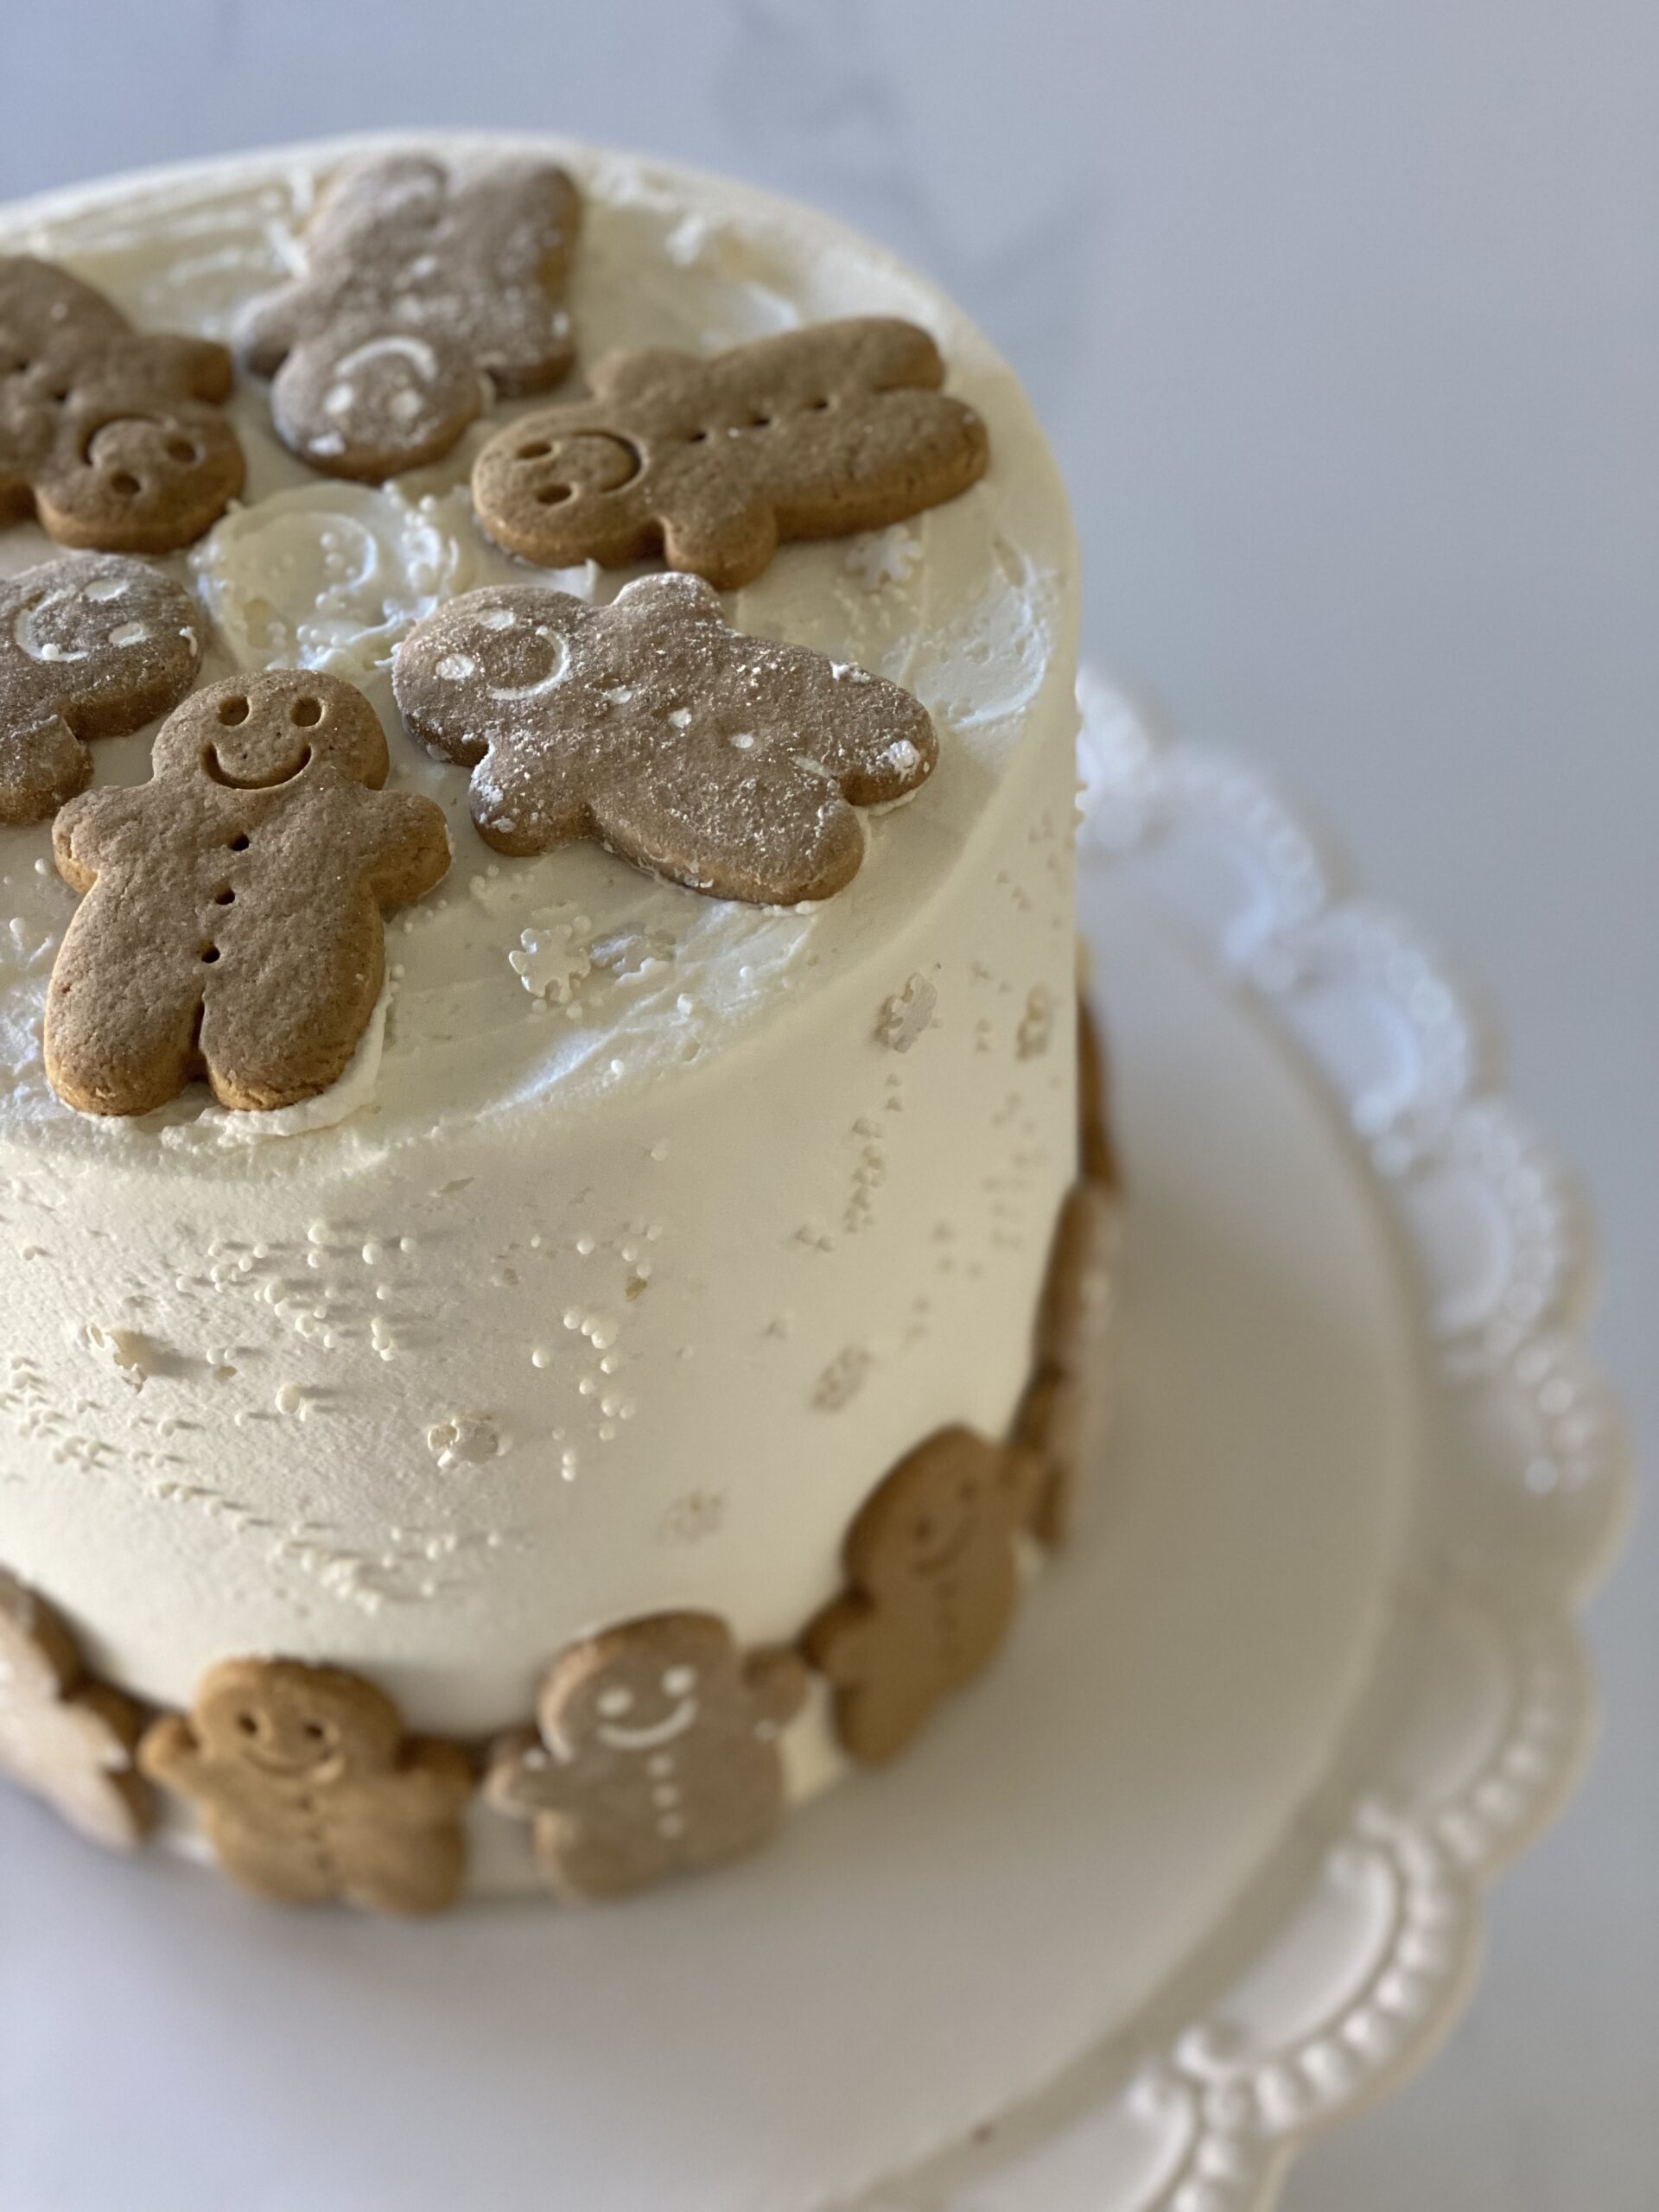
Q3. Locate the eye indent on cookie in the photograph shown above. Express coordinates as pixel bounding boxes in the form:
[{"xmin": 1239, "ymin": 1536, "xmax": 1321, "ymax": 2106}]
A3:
[
  {"xmin": 393, "ymin": 574, "xmax": 938, "ymax": 906},
  {"xmin": 235, "ymin": 154, "xmax": 581, "ymax": 482},
  {"xmin": 0, "ymin": 256, "xmax": 245, "ymax": 552},
  {"xmin": 0, "ymin": 555, "xmax": 204, "ymax": 825},
  {"xmin": 469, "ymin": 317, "xmax": 988, "ymax": 588}
]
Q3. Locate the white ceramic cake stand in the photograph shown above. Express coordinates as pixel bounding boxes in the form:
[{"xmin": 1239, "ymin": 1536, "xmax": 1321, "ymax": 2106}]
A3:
[{"xmin": 0, "ymin": 680, "xmax": 1627, "ymax": 2212}]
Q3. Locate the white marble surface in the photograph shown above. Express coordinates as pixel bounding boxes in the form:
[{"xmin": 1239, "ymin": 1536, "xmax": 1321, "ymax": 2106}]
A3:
[{"xmin": 1, "ymin": 6, "xmax": 1651, "ymax": 2208}]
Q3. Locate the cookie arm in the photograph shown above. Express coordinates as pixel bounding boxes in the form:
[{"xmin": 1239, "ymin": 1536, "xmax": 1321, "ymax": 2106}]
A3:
[
  {"xmin": 235, "ymin": 285, "xmax": 309, "ymax": 379},
  {"xmin": 836, "ymin": 317, "xmax": 949, "ymax": 393},
  {"xmin": 484, "ymin": 1729, "xmax": 578, "ymax": 1818},
  {"xmin": 52, "ymin": 785, "xmax": 140, "ymax": 893},
  {"xmin": 744, "ymin": 1647, "xmax": 810, "ymax": 1732},
  {"xmin": 659, "ymin": 496, "xmax": 779, "ymax": 595},
  {"xmin": 0, "ymin": 710, "xmax": 89, "ymax": 829},
  {"xmin": 133, "ymin": 332, "xmax": 236, "ymax": 406},
  {"xmin": 802, "ymin": 1592, "xmax": 880, "ymax": 1688},
  {"xmin": 58, "ymin": 1685, "xmax": 156, "ymax": 1847},
  {"xmin": 136, "ymin": 1712, "xmax": 206, "ymax": 1801},
  {"xmin": 396, "ymin": 1738, "xmax": 476, "ymax": 1819},
  {"xmin": 997, "ymin": 1443, "xmax": 1047, "ymax": 1531},
  {"xmin": 770, "ymin": 646, "xmax": 938, "ymax": 806},
  {"xmin": 352, "ymin": 788, "xmax": 452, "ymax": 906}
]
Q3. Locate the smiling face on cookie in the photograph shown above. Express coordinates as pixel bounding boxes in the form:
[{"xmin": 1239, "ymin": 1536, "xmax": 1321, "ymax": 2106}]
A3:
[
  {"xmin": 5, "ymin": 557, "xmax": 196, "ymax": 683},
  {"xmin": 844, "ymin": 1427, "xmax": 1031, "ymax": 1602},
  {"xmin": 878, "ymin": 1452, "xmax": 985, "ymax": 1580},
  {"xmin": 152, "ymin": 668, "xmax": 391, "ymax": 791},
  {"xmin": 0, "ymin": 555, "xmax": 204, "ymax": 824},
  {"xmin": 2, "ymin": 256, "xmax": 245, "ymax": 554},
  {"xmin": 397, "ymin": 587, "xmax": 584, "ymax": 766},
  {"xmin": 538, "ymin": 1612, "xmax": 739, "ymax": 1761},
  {"xmin": 194, "ymin": 1657, "xmax": 403, "ymax": 1784}
]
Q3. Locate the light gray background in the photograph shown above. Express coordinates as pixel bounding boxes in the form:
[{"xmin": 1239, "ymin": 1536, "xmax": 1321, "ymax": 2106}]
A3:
[{"xmin": 2, "ymin": 5, "xmax": 1651, "ymax": 2207}]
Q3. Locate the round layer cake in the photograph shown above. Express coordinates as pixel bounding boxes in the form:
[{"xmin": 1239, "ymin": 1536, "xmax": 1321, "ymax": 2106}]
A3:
[{"xmin": 0, "ymin": 135, "xmax": 1102, "ymax": 1897}]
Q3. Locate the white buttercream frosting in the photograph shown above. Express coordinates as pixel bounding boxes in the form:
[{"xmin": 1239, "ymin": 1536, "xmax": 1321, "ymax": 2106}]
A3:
[{"xmin": 0, "ymin": 138, "xmax": 1081, "ymax": 1786}]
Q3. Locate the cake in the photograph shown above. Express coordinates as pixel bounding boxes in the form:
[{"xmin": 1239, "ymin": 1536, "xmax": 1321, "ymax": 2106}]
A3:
[{"xmin": 0, "ymin": 135, "xmax": 1116, "ymax": 1906}]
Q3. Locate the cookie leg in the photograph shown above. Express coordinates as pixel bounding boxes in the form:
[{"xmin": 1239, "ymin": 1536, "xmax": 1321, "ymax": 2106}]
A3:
[
  {"xmin": 44, "ymin": 911, "xmax": 206, "ymax": 1116},
  {"xmin": 341, "ymin": 1828, "xmax": 466, "ymax": 1916},
  {"xmin": 197, "ymin": 889, "xmax": 384, "ymax": 1111},
  {"xmin": 533, "ymin": 1814, "xmax": 678, "ymax": 1903},
  {"xmin": 834, "ymin": 1672, "xmax": 944, "ymax": 1765},
  {"xmin": 658, "ymin": 497, "xmax": 779, "ymax": 594},
  {"xmin": 207, "ymin": 1819, "xmax": 337, "ymax": 1906}
]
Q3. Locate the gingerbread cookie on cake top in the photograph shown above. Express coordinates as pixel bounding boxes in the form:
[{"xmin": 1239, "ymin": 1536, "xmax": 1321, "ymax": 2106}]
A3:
[
  {"xmin": 237, "ymin": 151, "xmax": 580, "ymax": 480},
  {"xmin": 0, "ymin": 256, "xmax": 244, "ymax": 550}
]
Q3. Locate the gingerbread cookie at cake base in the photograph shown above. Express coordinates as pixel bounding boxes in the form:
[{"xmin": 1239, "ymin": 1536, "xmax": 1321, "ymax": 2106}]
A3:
[
  {"xmin": 394, "ymin": 572, "xmax": 936, "ymax": 904},
  {"xmin": 44, "ymin": 669, "xmax": 450, "ymax": 1116},
  {"xmin": 1013, "ymin": 1178, "xmax": 1122, "ymax": 1548},
  {"xmin": 139, "ymin": 1657, "xmax": 473, "ymax": 1913},
  {"xmin": 0, "ymin": 555, "xmax": 204, "ymax": 824},
  {"xmin": 486, "ymin": 1612, "xmax": 807, "ymax": 1902},
  {"xmin": 237, "ymin": 153, "xmax": 579, "ymax": 481},
  {"xmin": 0, "ymin": 1567, "xmax": 153, "ymax": 1850},
  {"xmin": 1012, "ymin": 999, "xmax": 1123, "ymax": 1545},
  {"xmin": 0, "ymin": 257, "xmax": 245, "ymax": 551},
  {"xmin": 805, "ymin": 1427, "xmax": 1041, "ymax": 1764},
  {"xmin": 471, "ymin": 316, "xmax": 988, "ymax": 588}
]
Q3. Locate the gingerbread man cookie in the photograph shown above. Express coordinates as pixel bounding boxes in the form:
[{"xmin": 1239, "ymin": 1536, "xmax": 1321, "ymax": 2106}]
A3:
[
  {"xmin": 0, "ymin": 555, "xmax": 204, "ymax": 823},
  {"xmin": 0, "ymin": 256, "xmax": 245, "ymax": 551},
  {"xmin": 139, "ymin": 1657, "xmax": 473, "ymax": 1913},
  {"xmin": 470, "ymin": 316, "xmax": 988, "ymax": 588},
  {"xmin": 0, "ymin": 1567, "xmax": 153, "ymax": 1850},
  {"xmin": 804, "ymin": 1427, "xmax": 1040, "ymax": 1764},
  {"xmin": 1077, "ymin": 998, "xmax": 1120, "ymax": 1192},
  {"xmin": 1013, "ymin": 1177, "xmax": 1122, "ymax": 1548},
  {"xmin": 44, "ymin": 669, "xmax": 449, "ymax": 1116},
  {"xmin": 486, "ymin": 1612, "xmax": 807, "ymax": 1901},
  {"xmin": 394, "ymin": 573, "xmax": 937, "ymax": 903},
  {"xmin": 237, "ymin": 153, "xmax": 580, "ymax": 481}
]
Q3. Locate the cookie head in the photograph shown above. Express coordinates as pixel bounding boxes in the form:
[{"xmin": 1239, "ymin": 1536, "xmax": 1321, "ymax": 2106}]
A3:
[
  {"xmin": 482, "ymin": 423, "xmax": 645, "ymax": 550},
  {"xmin": 154, "ymin": 668, "xmax": 390, "ymax": 790},
  {"xmin": 397, "ymin": 585, "xmax": 580, "ymax": 767},
  {"xmin": 270, "ymin": 322, "xmax": 484, "ymax": 480},
  {"xmin": 0, "ymin": 555, "xmax": 203, "ymax": 823},
  {"xmin": 2, "ymin": 257, "xmax": 245, "ymax": 553},
  {"xmin": 846, "ymin": 1428, "xmax": 1019, "ymax": 1599},
  {"xmin": 194, "ymin": 1658, "xmax": 401, "ymax": 1783},
  {"xmin": 40, "ymin": 409, "xmax": 245, "ymax": 556},
  {"xmin": 7, "ymin": 556, "xmax": 193, "ymax": 671},
  {"xmin": 539, "ymin": 1612, "xmax": 736, "ymax": 1758}
]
